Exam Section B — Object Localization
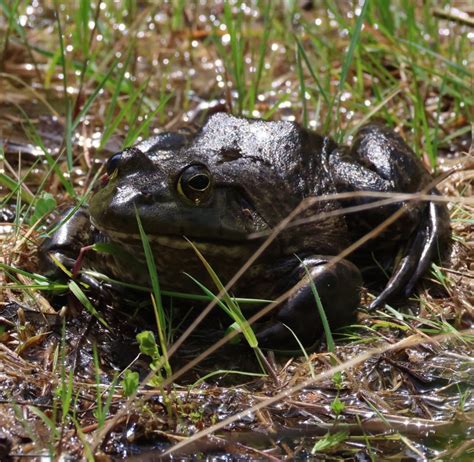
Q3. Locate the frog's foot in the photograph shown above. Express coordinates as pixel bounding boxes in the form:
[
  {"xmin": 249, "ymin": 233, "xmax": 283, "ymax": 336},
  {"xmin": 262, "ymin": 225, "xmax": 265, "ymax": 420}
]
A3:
[
  {"xmin": 39, "ymin": 207, "xmax": 93, "ymax": 280},
  {"xmin": 369, "ymin": 199, "xmax": 449, "ymax": 309},
  {"xmin": 256, "ymin": 257, "xmax": 362, "ymax": 349},
  {"xmin": 39, "ymin": 207, "xmax": 110, "ymax": 295}
]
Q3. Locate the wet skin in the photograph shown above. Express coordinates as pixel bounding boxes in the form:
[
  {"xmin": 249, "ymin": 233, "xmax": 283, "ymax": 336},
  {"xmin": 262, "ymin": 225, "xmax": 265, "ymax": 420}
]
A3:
[{"xmin": 40, "ymin": 113, "xmax": 450, "ymax": 348}]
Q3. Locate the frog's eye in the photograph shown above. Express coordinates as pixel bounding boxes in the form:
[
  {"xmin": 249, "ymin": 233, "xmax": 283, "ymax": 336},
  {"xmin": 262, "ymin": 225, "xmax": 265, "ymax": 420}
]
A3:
[
  {"xmin": 177, "ymin": 164, "xmax": 213, "ymax": 205},
  {"xmin": 106, "ymin": 152, "xmax": 122, "ymax": 175}
]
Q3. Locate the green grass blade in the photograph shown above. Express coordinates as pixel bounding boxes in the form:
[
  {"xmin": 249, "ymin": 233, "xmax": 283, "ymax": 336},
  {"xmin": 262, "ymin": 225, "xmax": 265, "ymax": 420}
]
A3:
[
  {"xmin": 300, "ymin": 260, "xmax": 335, "ymax": 353},
  {"xmin": 192, "ymin": 370, "xmax": 265, "ymax": 387},
  {"xmin": 247, "ymin": 0, "xmax": 272, "ymax": 112},
  {"xmin": 13, "ymin": 104, "xmax": 76, "ymax": 198},
  {"xmin": 185, "ymin": 239, "xmax": 259, "ymax": 348},
  {"xmin": 282, "ymin": 323, "xmax": 316, "ymax": 379},
  {"xmin": 0, "ymin": 171, "xmax": 35, "ymax": 205},
  {"xmin": 184, "ymin": 272, "xmax": 233, "ymax": 318},
  {"xmin": 331, "ymin": 0, "xmax": 370, "ymax": 136},
  {"xmin": 71, "ymin": 60, "xmax": 118, "ymax": 132},
  {"xmin": 123, "ymin": 92, "xmax": 172, "ymax": 147},
  {"xmin": 134, "ymin": 208, "xmax": 169, "ymax": 358},
  {"xmin": 295, "ymin": 43, "xmax": 308, "ymax": 128},
  {"xmin": 68, "ymin": 280, "xmax": 109, "ymax": 328},
  {"xmin": 294, "ymin": 36, "xmax": 329, "ymax": 105}
]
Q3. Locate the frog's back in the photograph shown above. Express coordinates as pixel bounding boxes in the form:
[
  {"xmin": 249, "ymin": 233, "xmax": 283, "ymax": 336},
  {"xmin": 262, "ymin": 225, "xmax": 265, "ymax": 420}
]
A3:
[{"xmin": 193, "ymin": 113, "xmax": 338, "ymax": 198}]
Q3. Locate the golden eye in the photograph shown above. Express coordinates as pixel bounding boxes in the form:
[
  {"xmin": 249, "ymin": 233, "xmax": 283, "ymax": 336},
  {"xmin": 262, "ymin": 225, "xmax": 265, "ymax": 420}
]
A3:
[{"xmin": 177, "ymin": 164, "xmax": 213, "ymax": 204}]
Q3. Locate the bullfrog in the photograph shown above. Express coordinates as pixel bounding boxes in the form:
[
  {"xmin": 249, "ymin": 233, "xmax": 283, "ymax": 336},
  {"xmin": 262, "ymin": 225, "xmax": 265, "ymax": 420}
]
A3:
[{"xmin": 40, "ymin": 113, "xmax": 449, "ymax": 347}]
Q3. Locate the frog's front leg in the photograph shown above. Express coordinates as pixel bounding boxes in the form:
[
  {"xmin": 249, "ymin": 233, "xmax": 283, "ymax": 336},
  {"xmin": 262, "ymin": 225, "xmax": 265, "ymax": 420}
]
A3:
[
  {"xmin": 256, "ymin": 257, "xmax": 362, "ymax": 348},
  {"xmin": 39, "ymin": 207, "xmax": 96, "ymax": 282}
]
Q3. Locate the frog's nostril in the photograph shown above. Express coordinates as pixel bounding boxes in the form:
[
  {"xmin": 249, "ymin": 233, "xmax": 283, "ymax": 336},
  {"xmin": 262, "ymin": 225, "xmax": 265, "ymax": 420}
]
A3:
[{"xmin": 139, "ymin": 191, "xmax": 154, "ymax": 204}]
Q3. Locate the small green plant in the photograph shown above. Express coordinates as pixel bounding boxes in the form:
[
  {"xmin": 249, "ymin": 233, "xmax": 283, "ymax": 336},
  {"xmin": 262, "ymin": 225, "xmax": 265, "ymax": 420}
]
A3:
[
  {"xmin": 29, "ymin": 192, "xmax": 57, "ymax": 226},
  {"xmin": 136, "ymin": 330, "xmax": 168, "ymax": 385},
  {"xmin": 135, "ymin": 329, "xmax": 177, "ymax": 418},
  {"xmin": 311, "ymin": 431, "xmax": 349, "ymax": 454},
  {"xmin": 331, "ymin": 396, "xmax": 345, "ymax": 415},
  {"xmin": 332, "ymin": 371, "xmax": 344, "ymax": 390},
  {"xmin": 121, "ymin": 369, "xmax": 140, "ymax": 398}
]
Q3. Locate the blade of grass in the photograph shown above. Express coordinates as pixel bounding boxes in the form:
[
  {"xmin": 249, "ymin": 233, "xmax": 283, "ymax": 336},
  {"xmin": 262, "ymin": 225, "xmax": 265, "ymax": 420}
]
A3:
[
  {"xmin": 192, "ymin": 370, "xmax": 265, "ymax": 387},
  {"xmin": 53, "ymin": 1, "xmax": 74, "ymax": 171},
  {"xmin": 399, "ymin": 38, "xmax": 471, "ymax": 77},
  {"xmin": 221, "ymin": 0, "xmax": 245, "ymax": 114},
  {"xmin": 344, "ymin": 86, "xmax": 401, "ymax": 140},
  {"xmin": 294, "ymin": 35, "xmax": 329, "ymax": 105},
  {"xmin": 247, "ymin": 0, "xmax": 272, "ymax": 113},
  {"xmin": 183, "ymin": 271, "xmax": 258, "ymax": 349},
  {"xmin": 99, "ymin": 49, "xmax": 134, "ymax": 149},
  {"xmin": 300, "ymin": 260, "xmax": 335, "ymax": 354},
  {"xmin": 0, "ymin": 171, "xmax": 35, "ymax": 205},
  {"xmin": 134, "ymin": 208, "xmax": 171, "ymax": 376},
  {"xmin": 68, "ymin": 280, "xmax": 109, "ymax": 328},
  {"xmin": 328, "ymin": 0, "xmax": 370, "ymax": 137},
  {"xmin": 16, "ymin": 104, "xmax": 76, "ymax": 198},
  {"xmin": 71, "ymin": 60, "xmax": 119, "ymax": 132},
  {"xmin": 100, "ymin": 77, "xmax": 149, "ymax": 150},
  {"xmin": 83, "ymin": 269, "xmax": 271, "ymax": 304},
  {"xmin": 123, "ymin": 92, "xmax": 172, "ymax": 147},
  {"xmin": 282, "ymin": 323, "xmax": 316, "ymax": 379},
  {"xmin": 295, "ymin": 42, "xmax": 308, "ymax": 128}
]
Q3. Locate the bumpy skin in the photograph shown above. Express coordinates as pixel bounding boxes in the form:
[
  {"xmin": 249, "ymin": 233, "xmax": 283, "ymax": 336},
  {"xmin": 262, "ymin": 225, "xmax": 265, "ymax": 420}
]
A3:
[{"xmin": 40, "ymin": 114, "xmax": 449, "ymax": 348}]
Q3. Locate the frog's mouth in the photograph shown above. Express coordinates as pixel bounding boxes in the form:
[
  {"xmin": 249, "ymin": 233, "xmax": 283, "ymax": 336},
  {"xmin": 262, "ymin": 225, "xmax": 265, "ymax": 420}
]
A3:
[{"xmin": 90, "ymin": 217, "xmax": 253, "ymax": 251}]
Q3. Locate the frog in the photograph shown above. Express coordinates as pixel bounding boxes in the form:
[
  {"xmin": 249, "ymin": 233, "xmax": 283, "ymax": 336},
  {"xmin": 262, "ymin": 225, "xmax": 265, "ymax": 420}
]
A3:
[{"xmin": 40, "ymin": 113, "xmax": 450, "ymax": 348}]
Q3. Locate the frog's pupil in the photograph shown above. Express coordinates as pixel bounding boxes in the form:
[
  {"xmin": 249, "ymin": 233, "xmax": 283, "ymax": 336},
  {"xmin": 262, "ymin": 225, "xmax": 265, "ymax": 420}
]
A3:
[{"xmin": 188, "ymin": 174, "xmax": 210, "ymax": 191}]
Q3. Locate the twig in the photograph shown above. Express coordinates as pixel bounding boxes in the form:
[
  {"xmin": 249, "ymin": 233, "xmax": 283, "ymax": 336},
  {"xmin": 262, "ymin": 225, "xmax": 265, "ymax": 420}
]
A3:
[{"xmin": 433, "ymin": 8, "xmax": 474, "ymax": 27}]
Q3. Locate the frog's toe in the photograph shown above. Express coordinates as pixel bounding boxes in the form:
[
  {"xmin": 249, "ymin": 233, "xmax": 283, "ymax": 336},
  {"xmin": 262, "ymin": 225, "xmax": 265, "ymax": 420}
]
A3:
[
  {"xmin": 256, "ymin": 316, "xmax": 323, "ymax": 349},
  {"xmin": 404, "ymin": 201, "xmax": 450, "ymax": 295},
  {"xmin": 369, "ymin": 228, "xmax": 426, "ymax": 309},
  {"xmin": 370, "ymin": 199, "xmax": 449, "ymax": 309},
  {"xmin": 256, "ymin": 322, "xmax": 295, "ymax": 349}
]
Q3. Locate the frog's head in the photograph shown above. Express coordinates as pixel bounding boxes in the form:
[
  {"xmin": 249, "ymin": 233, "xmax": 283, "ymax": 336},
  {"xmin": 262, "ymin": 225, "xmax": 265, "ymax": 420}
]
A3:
[{"xmin": 89, "ymin": 113, "xmax": 324, "ymax": 245}]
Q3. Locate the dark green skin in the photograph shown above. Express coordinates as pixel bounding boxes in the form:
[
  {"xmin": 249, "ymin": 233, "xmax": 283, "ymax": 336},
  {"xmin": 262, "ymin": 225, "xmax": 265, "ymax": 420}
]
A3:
[{"xmin": 40, "ymin": 114, "xmax": 449, "ymax": 348}]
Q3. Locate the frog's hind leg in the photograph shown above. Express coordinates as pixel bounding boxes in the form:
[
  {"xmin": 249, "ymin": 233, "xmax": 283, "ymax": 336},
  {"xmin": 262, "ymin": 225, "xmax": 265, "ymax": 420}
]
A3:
[
  {"xmin": 346, "ymin": 123, "xmax": 450, "ymax": 309},
  {"xmin": 370, "ymin": 198, "xmax": 449, "ymax": 309},
  {"xmin": 404, "ymin": 199, "xmax": 450, "ymax": 295},
  {"xmin": 330, "ymin": 123, "xmax": 450, "ymax": 309}
]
